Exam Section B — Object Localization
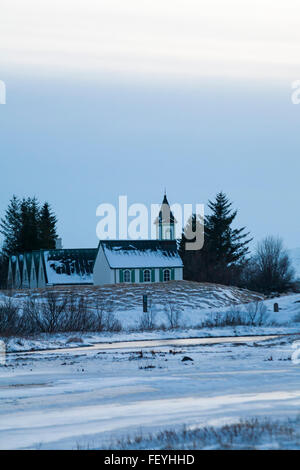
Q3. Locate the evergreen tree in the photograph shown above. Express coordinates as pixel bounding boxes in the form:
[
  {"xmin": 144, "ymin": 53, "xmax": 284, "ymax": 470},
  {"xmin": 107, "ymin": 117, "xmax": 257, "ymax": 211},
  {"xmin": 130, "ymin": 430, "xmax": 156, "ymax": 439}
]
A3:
[
  {"xmin": 0, "ymin": 195, "xmax": 21, "ymax": 255},
  {"xmin": 19, "ymin": 197, "xmax": 40, "ymax": 252},
  {"xmin": 180, "ymin": 192, "xmax": 251, "ymax": 285},
  {"xmin": 1, "ymin": 196, "xmax": 58, "ymax": 255},
  {"xmin": 205, "ymin": 192, "xmax": 251, "ymax": 266},
  {"xmin": 39, "ymin": 202, "xmax": 58, "ymax": 249}
]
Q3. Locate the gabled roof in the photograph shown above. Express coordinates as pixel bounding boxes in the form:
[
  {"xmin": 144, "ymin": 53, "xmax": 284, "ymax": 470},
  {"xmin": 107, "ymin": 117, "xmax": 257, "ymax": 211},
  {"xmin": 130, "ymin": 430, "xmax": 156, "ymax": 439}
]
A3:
[
  {"xmin": 154, "ymin": 194, "xmax": 176, "ymax": 224},
  {"xmin": 17, "ymin": 254, "xmax": 24, "ymax": 279},
  {"xmin": 9, "ymin": 255, "xmax": 18, "ymax": 278},
  {"xmin": 43, "ymin": 248, "xmax": 97, "ymax": 285},
  {"xmin": 31, "ymin": 251, "xmax": 41, "ymax": 273},
  {"xmin": 100, "ymin": 239, "xmax": 183, "ymax": 268},
  {"xmin": 24, "ymin": 252, "xmax": 32, "ymax": 274}
]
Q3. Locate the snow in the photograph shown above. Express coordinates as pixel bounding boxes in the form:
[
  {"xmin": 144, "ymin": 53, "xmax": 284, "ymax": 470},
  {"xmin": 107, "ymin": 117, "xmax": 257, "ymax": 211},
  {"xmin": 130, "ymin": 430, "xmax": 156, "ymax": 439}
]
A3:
[
  {"xmin": 103, "ymin": 244, "xmax": 183, "ymax": 268},
  {"xmin": 0, "ymin": 286, "xmax": 300, "ymax": 449},
  {"xmin": 44, "ymin": 251, "xmax": 94, "ymax": 285},
  {"xmin": 0, "ymin": 334, "xmax": 299, "ymax": 449},
  {"xmin": 1, "ymin": 289, "xmax": 300, "ymax": 348}
]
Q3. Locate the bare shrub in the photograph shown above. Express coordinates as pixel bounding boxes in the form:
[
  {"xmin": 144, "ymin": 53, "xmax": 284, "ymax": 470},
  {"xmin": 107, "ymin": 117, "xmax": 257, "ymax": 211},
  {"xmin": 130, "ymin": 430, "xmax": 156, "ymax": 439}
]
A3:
[
  {"xmin": 93, "ymin": 298, "xmax": 106, "ymax": 331},
  {"xmin": 201, "ymin": 302, "xmax": 269, "ymax": 328},
  {"xmin": 139, "ymin": 306, "xmax": 156, "ymax": 331},
  {"xmin": 1, "ymin": 292, "xmax": 122, "ymax": 336},
  {"xmin": 103, "ymin": 311, "xmax": 122, "ymax": 332},
  {"xmin": 245, "ymin": 236, "xmax": 294, "ymax": 293},
  {"xmin": 203, "ymin": 306, "xmax": 245, "ymax": 327},
  {"xmin": 63, "ymin": 294, "xmax": 94, "ymax": 332},
  {"xmin": 244, "ymin": 301, "xmax": 269, "ymax": 326},
  {"xmin": 0, "ymin": 298, "xmax": 20, "ymax": 335},
  {"xmin": 40, "ymin": 292, "xmax": 68, "ymax": 333},
  {"xmin": 93, "ymin": 299, "xmax": 122, "ymax": 332},
  {"xmin": 22, "ymin": 298, "xmax": 43, "ymax": 333},
  {"xmin": 164, "ymin": 302, "xmax": 182, "ymax": 329}
]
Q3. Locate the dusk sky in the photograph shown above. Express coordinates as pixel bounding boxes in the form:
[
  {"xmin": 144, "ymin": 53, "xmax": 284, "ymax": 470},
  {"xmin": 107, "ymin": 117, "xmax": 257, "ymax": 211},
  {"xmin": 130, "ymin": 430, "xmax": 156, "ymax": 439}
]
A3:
[{"xmin": 1, "ymin": 0, "xmax": 300, "ymax": 249}]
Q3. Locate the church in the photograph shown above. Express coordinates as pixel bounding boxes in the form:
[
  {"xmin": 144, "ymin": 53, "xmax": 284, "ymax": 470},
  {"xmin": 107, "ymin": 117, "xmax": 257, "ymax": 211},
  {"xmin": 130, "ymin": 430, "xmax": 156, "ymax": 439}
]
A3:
[{"xmin": 7, "ymin": 194, "xmax": 183, "ymax": 289}]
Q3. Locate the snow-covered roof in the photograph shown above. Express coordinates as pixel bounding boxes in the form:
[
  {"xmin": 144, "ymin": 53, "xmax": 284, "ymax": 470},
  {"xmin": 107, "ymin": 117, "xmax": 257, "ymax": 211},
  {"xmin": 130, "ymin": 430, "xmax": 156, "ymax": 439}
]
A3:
[
  {"xmin": 43, "ymin": 249, "xmax": 97, "ymax": 285},
  {"xmin": 100, "ymin": 240, "xmax": 183, "ymax": 268}
]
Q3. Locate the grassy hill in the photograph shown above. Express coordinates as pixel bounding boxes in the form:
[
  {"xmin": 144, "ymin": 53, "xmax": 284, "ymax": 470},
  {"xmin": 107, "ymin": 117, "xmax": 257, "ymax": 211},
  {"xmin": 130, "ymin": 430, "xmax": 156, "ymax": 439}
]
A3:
[{"xmin": 6, "ymin": 280, "xmax": 264, "ymax": 312}]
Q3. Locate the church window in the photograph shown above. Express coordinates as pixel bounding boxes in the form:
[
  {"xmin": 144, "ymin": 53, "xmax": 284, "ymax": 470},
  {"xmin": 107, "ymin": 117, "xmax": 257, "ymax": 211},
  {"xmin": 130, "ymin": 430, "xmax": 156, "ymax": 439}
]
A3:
[
  {"xmin": 163, "ymin": 269, "xmax": 170, "ymax": 281},
  {"xmin": 165, "ymin": 229, "xmax": 171, "ymax": 239},
  {"xmin": 143, "ymin": 269, "xmax": 151, "ymax": 282},
  {"xmin": 124, "ymin": 269, "xmax": 131, "ymax": 283}
]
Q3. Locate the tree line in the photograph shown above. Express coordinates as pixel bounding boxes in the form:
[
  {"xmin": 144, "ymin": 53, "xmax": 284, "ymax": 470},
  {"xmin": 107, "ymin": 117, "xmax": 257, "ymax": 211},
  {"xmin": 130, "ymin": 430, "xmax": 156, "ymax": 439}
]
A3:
[
  {"xmin": 0, "ymin": 192, "xmax": 295, "ymax": 293},
  {"xmin": 0, "ymin": 196, "xmax": 58, "ymax": 287},
  {"xmin": 179, "ymin": 191, "xmax": 295, "ymax": 294}
]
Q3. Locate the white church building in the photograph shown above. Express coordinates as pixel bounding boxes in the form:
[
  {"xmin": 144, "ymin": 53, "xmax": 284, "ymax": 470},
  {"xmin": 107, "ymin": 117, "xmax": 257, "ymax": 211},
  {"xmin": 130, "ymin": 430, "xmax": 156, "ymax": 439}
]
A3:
[{"xmin": 7, "ymin": 194, "xmax": 183, "ymax": 288}]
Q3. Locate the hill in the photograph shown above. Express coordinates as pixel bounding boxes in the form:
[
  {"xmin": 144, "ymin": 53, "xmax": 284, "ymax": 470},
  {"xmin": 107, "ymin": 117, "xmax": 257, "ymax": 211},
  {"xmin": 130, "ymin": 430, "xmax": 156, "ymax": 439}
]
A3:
[{"xmin": 4, "ymin": 280, "xmax": 263, "ymax": 312}]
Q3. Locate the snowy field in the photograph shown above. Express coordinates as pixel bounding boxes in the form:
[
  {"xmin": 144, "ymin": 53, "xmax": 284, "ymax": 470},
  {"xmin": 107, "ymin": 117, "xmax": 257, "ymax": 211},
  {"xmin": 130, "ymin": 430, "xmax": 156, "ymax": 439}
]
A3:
[
  {"xmin": 0, "ymin": 334, "xmax": 299, "ymax": 449},
  {"xmin": 0, "ymin": 286, "xmax": 300, "ymax": 353},
  {"xmin": 0, "ymin": 286, "xmax": 300, "ymax": 449}
]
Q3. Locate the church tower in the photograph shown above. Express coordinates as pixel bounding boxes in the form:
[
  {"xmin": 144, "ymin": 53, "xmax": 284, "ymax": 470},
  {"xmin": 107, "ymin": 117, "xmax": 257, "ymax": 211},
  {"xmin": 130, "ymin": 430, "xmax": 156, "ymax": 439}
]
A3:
[{"xmin": 154, "ymin": 193, "xmax": 176, "ymax": 240}]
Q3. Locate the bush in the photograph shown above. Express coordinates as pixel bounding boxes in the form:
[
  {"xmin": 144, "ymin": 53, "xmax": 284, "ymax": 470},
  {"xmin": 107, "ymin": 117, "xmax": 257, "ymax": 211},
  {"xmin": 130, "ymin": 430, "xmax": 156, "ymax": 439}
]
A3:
[
  {"xmin": 0, "ymin": 292, "xmax": 122, "ymax": 336},
  {"xmin": 164, "ymin": 302, "xmax": 182, "ymax": 329},
  {"xmin": 244, "ymin": 236, "xmax": 294, "ymax": 293},
  {"xmin": 202, "ymin": 302, "xmax": 269, "ymax": 327},
  {"xmin": 244, "ymin": 301, "xmax": 269, "ymax": 326},
  {"xmin": 0, "ymin": 298, "xmax": 20, "ymax": 335},
  {"xmin": 139, "ymin": 307, "xmax": 156, "ymax": 331},
  {"xmin": 203, "ymin": 306, "xmax": 245, "ymax": 327}
]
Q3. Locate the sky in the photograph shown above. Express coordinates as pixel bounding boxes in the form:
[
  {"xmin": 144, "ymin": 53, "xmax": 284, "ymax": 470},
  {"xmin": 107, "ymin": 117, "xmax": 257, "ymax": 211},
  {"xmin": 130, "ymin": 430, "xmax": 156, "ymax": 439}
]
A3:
[{"xmin": 0, "ymin": 0, "xmax": 300, "ymax": 250}]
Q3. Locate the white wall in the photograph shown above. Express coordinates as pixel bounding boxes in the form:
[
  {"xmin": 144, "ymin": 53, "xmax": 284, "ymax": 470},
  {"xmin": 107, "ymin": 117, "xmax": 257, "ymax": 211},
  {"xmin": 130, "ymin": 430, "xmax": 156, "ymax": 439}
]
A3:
[
  {"xmin": 93, "ymin": 244, "xmax": 115, "ymax": 285},
  {"xmin": 117, "ymin": 267, "xmax": 183, "ymax": 283},
  {"xmin": 174, "ymin": 267, "xmax": 183, "ymax": 280}
]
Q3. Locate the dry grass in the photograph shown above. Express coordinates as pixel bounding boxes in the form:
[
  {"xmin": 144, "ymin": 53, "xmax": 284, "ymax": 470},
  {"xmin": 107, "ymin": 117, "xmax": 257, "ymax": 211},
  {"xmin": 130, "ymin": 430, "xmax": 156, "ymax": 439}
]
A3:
[
  {"xmin": 105, "ymin": 416, "xmax": 300, "ymax": 450},
  {"xmin": 2, "ymin": 281, "xmax": 264, "ymax": 313}
]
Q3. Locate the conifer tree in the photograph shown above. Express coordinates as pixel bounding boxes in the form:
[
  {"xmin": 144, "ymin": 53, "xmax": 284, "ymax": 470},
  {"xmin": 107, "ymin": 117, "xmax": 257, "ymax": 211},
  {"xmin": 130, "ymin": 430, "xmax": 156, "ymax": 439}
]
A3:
[
  {"xmin": 0, "ymin": 195, "xmax": 21, "ymax": 255},
  {"xmin": 180, "ymin": 192, "xmax": 251, "ymax": 285},
  {"xmin": 0, "ymin": 196, "xmax": 58, "ymax": 255},
  {"xmin": 39, "ymin": 202, "xmax": 58, "ymax": 249},
  {"xmin": 19, "ymin": 197, "xmax": 40, "ymax": 252},
  {"xmin": 205, "ymin": 192, "xmax": 251, "ymax": 266}
]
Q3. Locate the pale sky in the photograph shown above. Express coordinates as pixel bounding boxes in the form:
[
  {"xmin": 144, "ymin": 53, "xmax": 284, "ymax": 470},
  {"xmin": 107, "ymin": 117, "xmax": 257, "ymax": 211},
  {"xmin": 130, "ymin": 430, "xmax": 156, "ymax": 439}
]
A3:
[
  {"xmin": 0, "ymin": 1, "xmax": 299, "ymax": 249},
  {"xmin": 2, "ymin": 0, "xmax": 300, "ymax": 80}
]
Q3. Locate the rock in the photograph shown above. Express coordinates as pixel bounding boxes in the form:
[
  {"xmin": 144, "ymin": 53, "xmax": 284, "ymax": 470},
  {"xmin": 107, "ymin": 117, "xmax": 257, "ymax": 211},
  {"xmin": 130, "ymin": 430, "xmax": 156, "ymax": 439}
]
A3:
[{"xmin": 182, "ymin": 356, "xmax": 193, "ymax": 362}]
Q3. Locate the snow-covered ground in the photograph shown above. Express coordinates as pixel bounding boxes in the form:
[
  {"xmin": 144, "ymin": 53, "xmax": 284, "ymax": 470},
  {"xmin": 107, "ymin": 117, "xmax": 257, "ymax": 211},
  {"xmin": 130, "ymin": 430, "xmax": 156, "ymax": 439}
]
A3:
[
  {"xmin": 0, "ymin": 283, "xmax": 300, "ymax": 351},
  {"xmin": 1, "ymin": 289, "xmax": 300, "ymax": 353},
  {"xmin": 0, "ymin": 288, "xmax": 299, "ymax": 450},
  {"xmin": 0, "ymin": 334, "xmax": 299, "ymax": 449}
]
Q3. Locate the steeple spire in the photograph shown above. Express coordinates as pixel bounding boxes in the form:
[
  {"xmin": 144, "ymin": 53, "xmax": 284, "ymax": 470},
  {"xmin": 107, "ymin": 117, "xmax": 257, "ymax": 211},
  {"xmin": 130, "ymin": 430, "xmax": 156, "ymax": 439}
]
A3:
[{"xmin": 154, "ymin": 193, "xmax": 176, "ymax": 240}]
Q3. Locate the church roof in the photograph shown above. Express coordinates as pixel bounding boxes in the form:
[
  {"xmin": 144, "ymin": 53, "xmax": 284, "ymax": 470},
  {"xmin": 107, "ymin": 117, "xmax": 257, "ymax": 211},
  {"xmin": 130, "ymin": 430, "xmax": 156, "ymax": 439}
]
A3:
[
  {"xmin": 9, "ymin": 255, "xmax": 18, "ymax": 278},
  {"xmin": 100, "ymin": 239, "xmax": 183, "ymax": 268},
  {"xmin": 154, "ymin": 194, "xmax": 176, "ymax": 224},
  {"xmin": 43, "ymin": 249, "xmax": 97, "ymax": 285}
]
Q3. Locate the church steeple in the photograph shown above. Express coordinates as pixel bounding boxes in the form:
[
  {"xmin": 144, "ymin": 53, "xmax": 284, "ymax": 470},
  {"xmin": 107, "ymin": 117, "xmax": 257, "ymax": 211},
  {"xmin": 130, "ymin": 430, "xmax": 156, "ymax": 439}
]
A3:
[{"xmin": 154, "ymin": 193, "xmax": 176, "ymax": 240}]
